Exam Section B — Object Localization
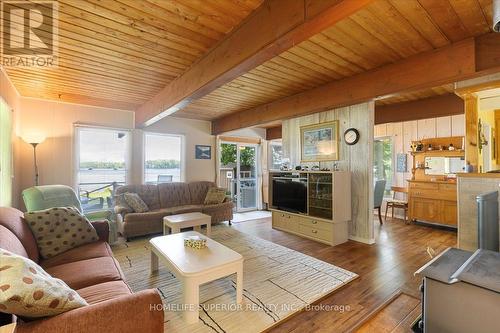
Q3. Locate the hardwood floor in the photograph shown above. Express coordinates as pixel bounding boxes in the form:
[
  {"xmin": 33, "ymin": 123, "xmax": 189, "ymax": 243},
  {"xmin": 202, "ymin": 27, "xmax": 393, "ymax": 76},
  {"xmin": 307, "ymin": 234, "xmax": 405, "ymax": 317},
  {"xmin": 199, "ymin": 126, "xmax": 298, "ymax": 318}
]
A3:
[
  {"xmin": 231, "ymin": 216, "xmax": 456, "ymax": 332},
  {"xmin": 355, "ymin": 292, "xmax": 420, "ymax": 333}
]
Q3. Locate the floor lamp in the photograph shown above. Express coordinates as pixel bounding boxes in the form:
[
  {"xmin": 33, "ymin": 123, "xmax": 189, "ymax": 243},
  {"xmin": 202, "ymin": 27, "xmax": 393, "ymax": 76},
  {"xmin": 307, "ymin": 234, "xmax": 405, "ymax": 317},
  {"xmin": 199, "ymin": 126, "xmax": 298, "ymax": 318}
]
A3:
[{"xmin": 22, "ymin": 134, "xmax": 45, "ymax": 186}]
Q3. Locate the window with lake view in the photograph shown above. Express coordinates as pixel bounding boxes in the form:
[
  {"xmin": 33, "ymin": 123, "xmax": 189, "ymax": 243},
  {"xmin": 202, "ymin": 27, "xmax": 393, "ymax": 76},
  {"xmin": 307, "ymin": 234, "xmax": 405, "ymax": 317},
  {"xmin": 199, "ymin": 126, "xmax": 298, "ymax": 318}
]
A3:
[
  {"xmin": 144, "ymin": 133, "xmax": 183, "ymax": 184},
  {"xmin": 75, "ymin": 126, "xmax": 131, "ymax": 212}
]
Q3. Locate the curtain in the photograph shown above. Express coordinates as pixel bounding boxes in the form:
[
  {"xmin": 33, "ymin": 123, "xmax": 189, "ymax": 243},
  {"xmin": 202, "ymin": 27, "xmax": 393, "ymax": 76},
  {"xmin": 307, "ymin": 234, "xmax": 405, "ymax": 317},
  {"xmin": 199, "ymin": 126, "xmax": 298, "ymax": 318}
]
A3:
[{"xmin": 0, "ymin": 98, "xmax": 13, "ymax": 207}]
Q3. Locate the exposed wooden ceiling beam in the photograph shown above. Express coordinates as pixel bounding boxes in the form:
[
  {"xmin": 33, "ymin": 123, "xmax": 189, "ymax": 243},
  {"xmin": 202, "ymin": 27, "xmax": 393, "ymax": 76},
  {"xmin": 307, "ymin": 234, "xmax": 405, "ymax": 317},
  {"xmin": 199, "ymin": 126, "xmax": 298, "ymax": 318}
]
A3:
[
  {"xmin": 259, "ymin": 93, "xmax": 464, "ymax": 135},
  {"xmin": 375, "ymin": 94, "xmax": 464, "ymax": 125},
  {"xmin": 135, "ymin": 0, "xmax": 374, "ymax": 127},
  {"xmin": 266, "ymin": 126, "xmax": 282, "ymax": 140},
  {"xmin": 212, "ymin": 33, "xmax": 500, "ymax": 134}
]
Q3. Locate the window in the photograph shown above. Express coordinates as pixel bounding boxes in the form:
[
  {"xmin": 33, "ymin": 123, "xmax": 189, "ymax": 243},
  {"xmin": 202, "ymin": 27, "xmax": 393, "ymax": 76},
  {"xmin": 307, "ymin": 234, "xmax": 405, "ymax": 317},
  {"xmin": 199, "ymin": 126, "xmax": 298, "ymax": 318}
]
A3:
[
  {"xmin": 0, "ymin": 98, "xmax": 12, "ymax": 207},
  {"xmin": 269, "ymin": 140, "xmax": 283, "ymax": 170},
  {"xmin": 144, "ymin": 133, "xmax": 184, "ymax": 184},
  {"xmin": 373, "ymin": 137, "xmax": 393, "ymax": 195},
  {"xmin": 75, "ymin": 126, "xmax": 131, "ymax": 212}
]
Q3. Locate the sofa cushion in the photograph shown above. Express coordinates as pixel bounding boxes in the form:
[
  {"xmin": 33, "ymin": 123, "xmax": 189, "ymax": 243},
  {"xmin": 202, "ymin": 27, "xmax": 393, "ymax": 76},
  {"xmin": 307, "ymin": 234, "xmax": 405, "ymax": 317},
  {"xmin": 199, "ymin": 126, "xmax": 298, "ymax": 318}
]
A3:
[
  {"xmin": 76, "ymin": 281, "xmax": 131, "ymax": 305},
  {"xmin": 202, "ymin": 201, "xmax": 235, "ymax": 214},
  {"xmin": 204, "ymin": 187, "xmax": 226, "ymax": 205},
  {"xmin": 123, "ymin": 193, "xmax": 149, "ymax": 213},
  {"xmin": 124, "ymin": 209, "xmax": 171, "ymax": 224},
  {"xmin": 41, "ymin": 242, "xmax": 113, "ymax": 269},
  {"xmin": 165, "ymin": 205, "xmax": 203, "ymax": 215},
  {"xmin": 0, "ymin": 207, "xmax": 39, "ymax": 262},
  {"xmin": 115, "ymin": 185, "xmax": 160, "ymax": 211},
  {"xmin": 0, "ymin": 225, "xmax": 29, "ymax": 258},
  {"xmin": 24, "ymin": 207, "xmax": 99, "ymax": 259},
  {"xmin": 44, "ymin": 257, "xmax": 124, "ymax": 290},
  {"xmin": 158, "ymin": 183, "xmax": 191, "ymax": 208},
  {"xmin": 114, "ymin": 193, "xmax": 133, "ymax": 214},
  {"xmin": 0, "ymin": 248, "xmax": 88, "ymax": 318},
  {"xmin": 189, "ymin": 181, "xmax": 215, "ymax": 204}
]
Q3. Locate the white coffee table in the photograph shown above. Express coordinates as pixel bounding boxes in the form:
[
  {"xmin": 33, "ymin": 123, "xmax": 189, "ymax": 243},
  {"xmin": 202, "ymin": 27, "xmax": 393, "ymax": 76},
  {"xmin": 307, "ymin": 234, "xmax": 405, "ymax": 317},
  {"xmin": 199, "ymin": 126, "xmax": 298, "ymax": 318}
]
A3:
[
  {"xmin": 163, "ymin": 212, "xmax": 211, "ymax": 237},
  {"xmin": 150, "ymin": 231, "xmax": 243, "ymax": 324}
]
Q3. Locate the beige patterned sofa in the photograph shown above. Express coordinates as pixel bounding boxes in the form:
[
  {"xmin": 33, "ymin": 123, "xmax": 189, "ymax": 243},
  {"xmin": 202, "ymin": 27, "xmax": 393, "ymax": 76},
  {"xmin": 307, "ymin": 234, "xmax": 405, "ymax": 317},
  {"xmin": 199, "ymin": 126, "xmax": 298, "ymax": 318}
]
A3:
[{"xmin": 114, "ymin": 181, "xmax": 233, "ymax": 239}]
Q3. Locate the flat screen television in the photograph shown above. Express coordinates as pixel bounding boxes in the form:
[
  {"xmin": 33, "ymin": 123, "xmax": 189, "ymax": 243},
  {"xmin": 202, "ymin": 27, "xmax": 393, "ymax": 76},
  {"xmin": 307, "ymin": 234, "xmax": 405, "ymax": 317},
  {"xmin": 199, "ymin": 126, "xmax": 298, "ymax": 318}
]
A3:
[{"xmin": 272, "ymin": 178, "xmax": 307, "ymax": 214}]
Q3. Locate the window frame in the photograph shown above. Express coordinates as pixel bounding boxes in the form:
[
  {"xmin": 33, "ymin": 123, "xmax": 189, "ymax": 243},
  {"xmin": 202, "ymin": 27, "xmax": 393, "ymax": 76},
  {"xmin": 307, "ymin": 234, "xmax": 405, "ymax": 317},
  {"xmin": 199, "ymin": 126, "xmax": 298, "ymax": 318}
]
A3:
[
  {"xmin": 142, "ymin": 131, "xmax": 186, "ymax": 184},
  {"xmin": 73, "ymin": 124, "xmax": 132, "ymax": 190},
  {"xmin": 268, "ymin": 139, "xmax": 283, "ymax": 171},
  {"xmin": 373, "ymin": 135, "xmax": 394, "ymax": 197},
  {"xmin": 0, "ymin": 97, "xmax": 13, "ymax": 207}
]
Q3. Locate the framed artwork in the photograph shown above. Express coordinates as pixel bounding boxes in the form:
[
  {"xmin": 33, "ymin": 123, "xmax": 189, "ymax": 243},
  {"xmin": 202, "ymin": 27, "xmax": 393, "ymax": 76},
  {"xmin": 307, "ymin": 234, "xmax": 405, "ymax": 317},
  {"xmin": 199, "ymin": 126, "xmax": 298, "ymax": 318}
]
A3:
[
  {"xmin": 396, "ymin": 153, "xmax": 407, "ymax": 173},
  {"xmin": 300, "ymin": 121, "xmax": 339, "ymax": 162},
  {"xmin": 195, "ymin": 145, "xmax": 211, "ymax": 159}
]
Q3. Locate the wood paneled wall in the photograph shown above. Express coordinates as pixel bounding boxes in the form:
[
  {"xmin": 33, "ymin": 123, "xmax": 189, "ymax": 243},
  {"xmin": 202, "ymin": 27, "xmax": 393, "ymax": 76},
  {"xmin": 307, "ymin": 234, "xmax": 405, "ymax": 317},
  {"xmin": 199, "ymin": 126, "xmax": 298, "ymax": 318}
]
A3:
[
  {"xmin": 374, "ymin": 114, "xmax": 465, "ymax": 192},
  {"xmin": 282, "ymin": 102, "xmax": 375, "ymax": 243}
]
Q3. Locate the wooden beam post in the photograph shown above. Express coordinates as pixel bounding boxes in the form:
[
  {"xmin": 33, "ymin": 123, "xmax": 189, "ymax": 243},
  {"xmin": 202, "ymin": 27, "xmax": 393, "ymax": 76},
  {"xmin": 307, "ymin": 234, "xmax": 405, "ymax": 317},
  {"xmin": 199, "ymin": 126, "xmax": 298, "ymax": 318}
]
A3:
[
  {"xmin": 464, "ymin": 93, "xmax": 479, "ymax": 172},
  {"xmin": 212, "ymin": 33, "xmax": 500, "ymax": 134},
  {"xmin": 135, "ymin": 0, "xmax": 374, "ymax": 127}
]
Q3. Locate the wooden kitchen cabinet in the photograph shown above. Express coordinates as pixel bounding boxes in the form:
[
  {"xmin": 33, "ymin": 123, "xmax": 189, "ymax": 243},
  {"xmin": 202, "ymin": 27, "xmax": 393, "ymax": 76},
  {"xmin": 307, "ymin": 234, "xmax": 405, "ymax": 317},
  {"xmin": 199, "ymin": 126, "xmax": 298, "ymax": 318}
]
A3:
[{"xmin": 408, "ymin": 180, "xmax": 457, "ymax": 227}]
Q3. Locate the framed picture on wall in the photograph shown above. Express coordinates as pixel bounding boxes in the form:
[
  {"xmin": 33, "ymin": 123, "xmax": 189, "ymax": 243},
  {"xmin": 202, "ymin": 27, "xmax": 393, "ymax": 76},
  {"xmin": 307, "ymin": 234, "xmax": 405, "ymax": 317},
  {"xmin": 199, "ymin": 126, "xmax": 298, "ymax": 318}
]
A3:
[
  {"xmin": 195, "ymin": 145, "xmax": 211, "ymax": 159},
  {"xmin": 300, "ymin": 121, "xmax": 339, "ymax": 162}
]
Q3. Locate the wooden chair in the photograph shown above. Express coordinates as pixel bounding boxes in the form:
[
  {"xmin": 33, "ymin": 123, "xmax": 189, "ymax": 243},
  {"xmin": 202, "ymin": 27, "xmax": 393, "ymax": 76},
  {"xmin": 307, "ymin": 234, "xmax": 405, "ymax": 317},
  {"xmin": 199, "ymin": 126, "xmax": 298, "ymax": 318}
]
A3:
[{"xmin": 385, "ymin": 186, "xmax": 408, "ymax": 222}]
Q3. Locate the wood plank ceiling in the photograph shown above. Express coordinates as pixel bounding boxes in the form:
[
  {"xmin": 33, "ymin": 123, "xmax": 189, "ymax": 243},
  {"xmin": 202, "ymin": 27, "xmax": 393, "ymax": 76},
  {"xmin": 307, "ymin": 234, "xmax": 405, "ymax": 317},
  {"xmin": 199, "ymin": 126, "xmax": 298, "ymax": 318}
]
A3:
[
  {"xmin": 3, "ymin": 0, "xmax": 264, "ymax": 110},
  {"xmin": 2, "ymin": 0, "xmax": 494, "ymax": 120},
  {"xmin": 177, "ymin": 0, "xmax": 493, "ymax": 120}
]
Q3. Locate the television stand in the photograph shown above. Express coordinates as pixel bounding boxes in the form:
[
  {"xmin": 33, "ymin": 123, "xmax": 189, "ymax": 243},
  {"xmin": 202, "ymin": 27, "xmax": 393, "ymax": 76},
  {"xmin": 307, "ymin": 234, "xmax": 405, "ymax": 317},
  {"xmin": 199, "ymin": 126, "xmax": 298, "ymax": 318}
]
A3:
[{"xmin": 269, "ymin": 171, "xmax": 351, "ymax": 246}]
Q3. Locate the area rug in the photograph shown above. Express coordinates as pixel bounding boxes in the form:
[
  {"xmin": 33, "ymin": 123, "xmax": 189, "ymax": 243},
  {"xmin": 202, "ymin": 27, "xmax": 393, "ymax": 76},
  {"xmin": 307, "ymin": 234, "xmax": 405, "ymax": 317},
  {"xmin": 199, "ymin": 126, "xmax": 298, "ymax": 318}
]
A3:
[{"xmin": 111, "ymin": 225, "xmax": 358, "ymax": 333}]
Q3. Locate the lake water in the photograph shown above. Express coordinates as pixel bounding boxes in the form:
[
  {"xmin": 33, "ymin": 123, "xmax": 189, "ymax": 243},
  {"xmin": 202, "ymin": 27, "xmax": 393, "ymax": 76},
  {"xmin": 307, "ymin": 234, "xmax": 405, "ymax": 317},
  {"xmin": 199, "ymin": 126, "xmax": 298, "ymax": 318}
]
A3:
[{"xmin": 78, "ymin": 168, "xmax": 181, "ymax": 192}]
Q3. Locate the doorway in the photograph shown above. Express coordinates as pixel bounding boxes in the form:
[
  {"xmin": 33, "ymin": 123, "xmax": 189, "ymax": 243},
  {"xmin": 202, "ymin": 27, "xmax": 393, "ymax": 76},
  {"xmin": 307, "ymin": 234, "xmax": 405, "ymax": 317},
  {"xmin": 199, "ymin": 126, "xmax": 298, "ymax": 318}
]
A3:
[{"xmin": 219, "ymin": 142, "xmax": 259, "ymax": 212}]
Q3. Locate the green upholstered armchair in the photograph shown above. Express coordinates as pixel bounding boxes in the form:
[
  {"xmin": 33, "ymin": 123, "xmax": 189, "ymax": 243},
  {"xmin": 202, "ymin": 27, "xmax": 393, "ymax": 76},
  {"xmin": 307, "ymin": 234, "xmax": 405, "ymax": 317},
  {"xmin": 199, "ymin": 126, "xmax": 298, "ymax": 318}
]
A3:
[
  {"xmin": 22, "ymin": 185, "xmax": 117, "ymax": 243},
  {"xmin": 22, "ymin": 185, "xmax": 113, "ymax": 222}
]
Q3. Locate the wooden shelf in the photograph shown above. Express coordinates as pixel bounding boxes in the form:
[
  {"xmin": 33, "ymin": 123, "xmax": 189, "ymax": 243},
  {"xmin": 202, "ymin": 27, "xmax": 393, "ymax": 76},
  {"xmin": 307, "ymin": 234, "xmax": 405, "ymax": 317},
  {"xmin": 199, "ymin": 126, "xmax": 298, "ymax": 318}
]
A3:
[{"xmin": 409, "ymin": 149, "xmax": 464, "ymax": 154}]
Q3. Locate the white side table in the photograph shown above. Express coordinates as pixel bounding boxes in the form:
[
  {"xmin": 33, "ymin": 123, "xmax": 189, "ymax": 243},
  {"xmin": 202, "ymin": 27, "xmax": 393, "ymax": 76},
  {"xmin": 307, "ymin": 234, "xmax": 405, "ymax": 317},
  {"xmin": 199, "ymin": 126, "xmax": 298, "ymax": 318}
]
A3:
[{"xmin": 163, "ymin": 212, "xmax": 211, "ymax": 237}]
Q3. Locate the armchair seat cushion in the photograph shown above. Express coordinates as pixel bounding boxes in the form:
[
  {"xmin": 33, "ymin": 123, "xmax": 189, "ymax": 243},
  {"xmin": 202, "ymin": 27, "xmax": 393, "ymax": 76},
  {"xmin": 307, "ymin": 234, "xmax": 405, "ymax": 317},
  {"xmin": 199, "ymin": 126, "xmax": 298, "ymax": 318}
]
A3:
[
  {"xmin": 41, "ymin": 242, "xmax": 113, "ymax": 269},
  {"xmin": 76, "ymin": 281, "xmax": 131, "ymax": 305},
  {"xmin": 44, "ymin": 257, "xmax": 124, "ymax": 290}
]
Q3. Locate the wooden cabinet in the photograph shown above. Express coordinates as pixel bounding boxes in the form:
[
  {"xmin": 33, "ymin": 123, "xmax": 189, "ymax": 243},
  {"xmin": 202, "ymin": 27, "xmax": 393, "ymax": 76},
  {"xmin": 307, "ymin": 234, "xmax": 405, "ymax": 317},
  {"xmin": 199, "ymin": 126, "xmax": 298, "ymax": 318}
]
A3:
[
  {"xmin": 270, "ymin": 171, "xmax": 351, "ymax": 246},
  {"xmin": 272, "ymin": 211, "xmax": 347, "ymax": 246},
  {"xmin": 408, "ymin": 180, "xmax": 457, "ymax": 227}
]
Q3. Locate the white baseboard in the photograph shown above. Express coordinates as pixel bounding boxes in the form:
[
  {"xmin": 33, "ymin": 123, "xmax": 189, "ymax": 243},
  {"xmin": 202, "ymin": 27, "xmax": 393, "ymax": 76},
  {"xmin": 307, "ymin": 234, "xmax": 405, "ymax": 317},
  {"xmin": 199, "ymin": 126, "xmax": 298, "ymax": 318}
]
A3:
[{"xmin": 349, "ymin": 235, "xmax": 376, "ymax": 244}]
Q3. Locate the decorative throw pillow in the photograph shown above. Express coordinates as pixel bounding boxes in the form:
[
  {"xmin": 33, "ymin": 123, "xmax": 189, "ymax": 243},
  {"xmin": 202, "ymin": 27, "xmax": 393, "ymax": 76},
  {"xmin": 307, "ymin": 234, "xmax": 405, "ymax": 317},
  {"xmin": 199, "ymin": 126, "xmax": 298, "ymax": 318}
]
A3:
[
  {"xmin": 0, "ymin": 248, "xmax": 88, "ymax": 318},
  {"xmin": 123, "ymin": 193, "xmax": 149, "ymax": 213},
  {"xmin": 24, "ymin": 207, "xmax": 99, "ymax": 259},
  {"xmin": 204, "ymin": 187, "xmax": 227, "ymax": 205},
  {"xmin": 114, "ymin": 193, "xmax": 133, "ymax": 213}
]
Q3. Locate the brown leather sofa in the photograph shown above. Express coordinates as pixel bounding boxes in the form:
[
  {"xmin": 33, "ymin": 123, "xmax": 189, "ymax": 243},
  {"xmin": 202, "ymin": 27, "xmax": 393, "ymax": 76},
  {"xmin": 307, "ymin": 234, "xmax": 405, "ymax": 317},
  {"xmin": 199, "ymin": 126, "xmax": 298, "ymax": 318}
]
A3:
[
  {"xmin": 115, "ymin": 181, "xmax": 233, "ymax": 239},
  {"xmin": 0, "ymin": 207, "xmax": 164, "ymax": 333}
]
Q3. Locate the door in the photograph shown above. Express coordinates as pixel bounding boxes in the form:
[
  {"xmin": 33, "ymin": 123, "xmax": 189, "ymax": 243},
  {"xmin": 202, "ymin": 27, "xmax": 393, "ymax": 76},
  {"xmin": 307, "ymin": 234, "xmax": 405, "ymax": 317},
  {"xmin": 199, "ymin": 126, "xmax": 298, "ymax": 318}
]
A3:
[{"xmin": 219, "ymin": 142, "xmax": 259, "ymax": 212}]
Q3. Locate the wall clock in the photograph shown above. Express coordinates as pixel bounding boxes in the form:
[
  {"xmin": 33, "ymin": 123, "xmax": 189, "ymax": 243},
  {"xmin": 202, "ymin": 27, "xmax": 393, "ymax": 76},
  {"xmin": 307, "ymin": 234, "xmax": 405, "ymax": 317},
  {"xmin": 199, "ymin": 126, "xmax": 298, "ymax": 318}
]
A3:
[{"xmin": 344, "ymin": 128, "xmax": 360, "ymax": 145}]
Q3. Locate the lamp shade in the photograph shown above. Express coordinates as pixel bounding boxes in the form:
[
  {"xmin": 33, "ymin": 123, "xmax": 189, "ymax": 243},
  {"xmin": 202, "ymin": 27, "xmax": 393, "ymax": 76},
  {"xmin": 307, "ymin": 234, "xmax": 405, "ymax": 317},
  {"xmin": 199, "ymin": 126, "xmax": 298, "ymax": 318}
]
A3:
[{"xmin": 22, "ymin": 133, "xmax": 46, "ymax": 144}]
